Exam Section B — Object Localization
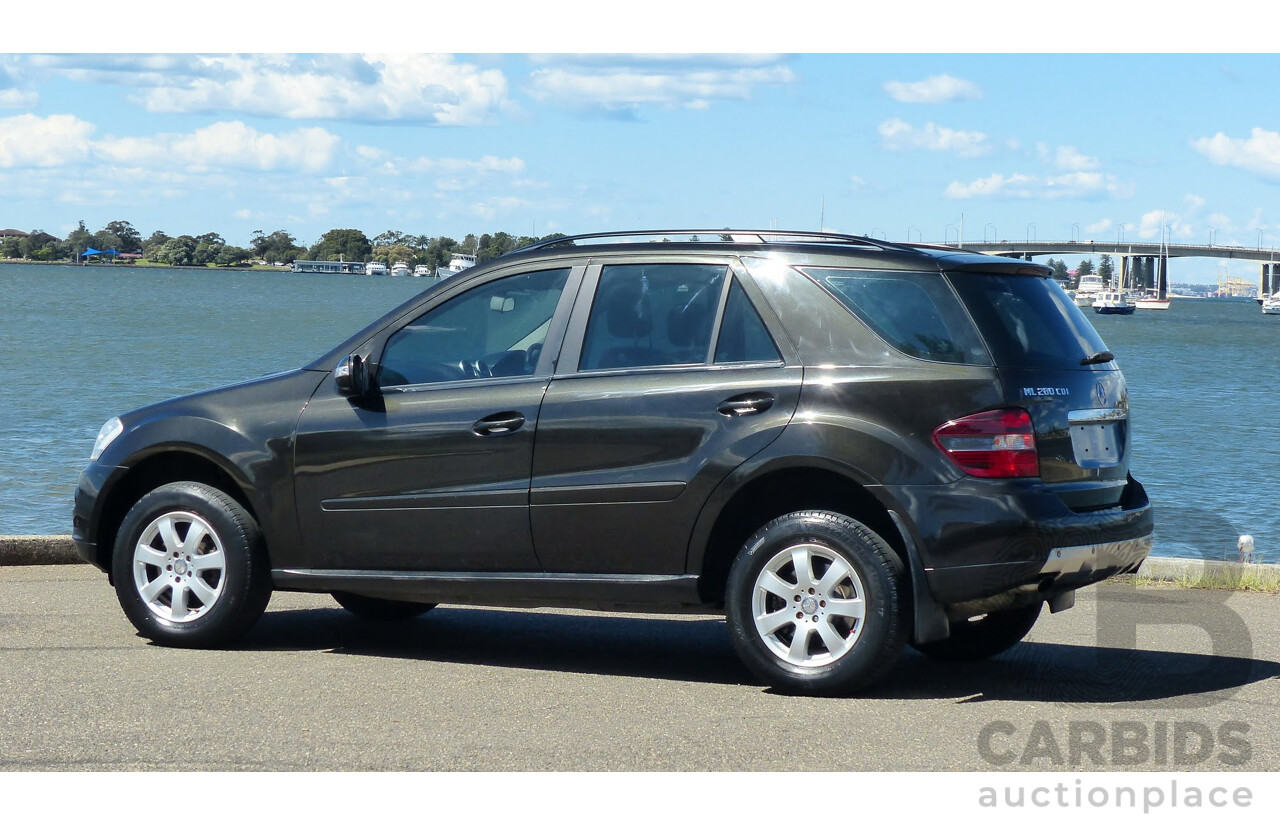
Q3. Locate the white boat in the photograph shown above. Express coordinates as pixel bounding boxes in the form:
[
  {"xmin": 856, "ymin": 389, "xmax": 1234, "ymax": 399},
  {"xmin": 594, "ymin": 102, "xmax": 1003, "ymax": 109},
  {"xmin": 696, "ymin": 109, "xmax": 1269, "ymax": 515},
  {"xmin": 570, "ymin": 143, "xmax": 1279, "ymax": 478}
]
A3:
[
  {"xmin": 1092, "ymin": 290, "xmax": 1136, "ymax": 315},
  {"xmin": 1073, "ymin": 273, "xmax": 1104, "ymax": 307},
  {"xmin": 390, "ymin": 261, "xmax": 409, "ymax": 277},
  {"xmin": 1263, "ymin": 292, "xmax": 1280, "ymax": 315},
  {"xmin": 413, "ymin": 265, "xmax": 431, "ymax": 277},
  {"xmin": 435, "ymin": 252, "xmax": 477, "ymax": 279},
  {"xmin": 364, "ymin": 261, "xmax": 387, "ymax": 276},
  {"xmin": 1134, "ymin": 289, "xmax": 1172, "ymax": 311}
]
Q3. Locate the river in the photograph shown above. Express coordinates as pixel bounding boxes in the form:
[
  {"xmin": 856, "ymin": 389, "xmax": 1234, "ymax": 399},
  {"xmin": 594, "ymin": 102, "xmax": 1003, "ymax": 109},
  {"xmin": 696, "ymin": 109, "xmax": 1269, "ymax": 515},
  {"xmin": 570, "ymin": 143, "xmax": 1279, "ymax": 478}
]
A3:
[{"xmin": 2, "ymin": 262, "xmax": 1276, "ymax": 561}]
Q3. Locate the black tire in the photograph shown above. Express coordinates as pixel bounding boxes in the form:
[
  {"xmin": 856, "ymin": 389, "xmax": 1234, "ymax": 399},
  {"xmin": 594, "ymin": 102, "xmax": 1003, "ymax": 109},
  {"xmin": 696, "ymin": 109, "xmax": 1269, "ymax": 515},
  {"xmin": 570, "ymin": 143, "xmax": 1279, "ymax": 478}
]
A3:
[
  {"xmin": 912, "ymin": 602, "xmax": 1042, "ymax": 662},
  {"xmin": 725, "ymin": 511, "xmax": 908, "ymax": 696},
  {"xmin": 112, "ymin": 481, "xmax": 272, "ymax": 647},
  {"xmin": 332, "ymin": 592, "xmax": 436, "ymax": 621}
]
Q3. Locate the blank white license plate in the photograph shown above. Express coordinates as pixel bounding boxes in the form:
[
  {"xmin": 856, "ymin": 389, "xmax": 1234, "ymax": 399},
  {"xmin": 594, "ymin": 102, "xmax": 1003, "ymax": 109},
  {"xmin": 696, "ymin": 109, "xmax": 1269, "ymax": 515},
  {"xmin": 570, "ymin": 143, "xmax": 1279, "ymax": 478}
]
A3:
[{"xmin": 1070, "ymin": 422, "xmax": 1123, "ymax": 468}]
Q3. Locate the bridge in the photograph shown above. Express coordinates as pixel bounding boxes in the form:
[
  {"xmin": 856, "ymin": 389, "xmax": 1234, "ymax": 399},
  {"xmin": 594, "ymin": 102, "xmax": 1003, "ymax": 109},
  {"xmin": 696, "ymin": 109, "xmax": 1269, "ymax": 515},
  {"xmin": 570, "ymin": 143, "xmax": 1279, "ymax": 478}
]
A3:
[{"xmin": 953, "ymin": 240, "xmax": 1280, "ymax": 298}]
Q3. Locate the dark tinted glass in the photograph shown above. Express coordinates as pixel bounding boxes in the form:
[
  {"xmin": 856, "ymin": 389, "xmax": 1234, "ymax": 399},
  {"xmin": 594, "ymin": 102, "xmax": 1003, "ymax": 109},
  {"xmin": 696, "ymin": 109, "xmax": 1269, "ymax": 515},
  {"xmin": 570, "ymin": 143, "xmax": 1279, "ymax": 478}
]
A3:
[
  {"xmin": 804, "ymin": 268, "xmax": 991, "ymax": 365},
  {"xmin": 948, "ymin": 272, "xmax": 1111, "ymax": 369},
  {"xmin": 379, "ymin": 267, "xmax": 570, "ymax": 386},
  {"xmin": 580, "ymin": 264, "xmax": 726, "ymax": 370},
  {"xmin": 715, "ymin": 279, "xmax": 781, "ymax": 363}
]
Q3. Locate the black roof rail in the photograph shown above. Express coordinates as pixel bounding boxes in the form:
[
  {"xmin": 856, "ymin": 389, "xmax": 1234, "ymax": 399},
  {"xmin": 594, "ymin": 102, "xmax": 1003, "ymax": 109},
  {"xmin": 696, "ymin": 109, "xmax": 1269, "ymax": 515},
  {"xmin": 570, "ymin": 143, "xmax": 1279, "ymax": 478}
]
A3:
[{"xmin": 511, "ymin": 229, "xmax": 922, "ymax": 256}]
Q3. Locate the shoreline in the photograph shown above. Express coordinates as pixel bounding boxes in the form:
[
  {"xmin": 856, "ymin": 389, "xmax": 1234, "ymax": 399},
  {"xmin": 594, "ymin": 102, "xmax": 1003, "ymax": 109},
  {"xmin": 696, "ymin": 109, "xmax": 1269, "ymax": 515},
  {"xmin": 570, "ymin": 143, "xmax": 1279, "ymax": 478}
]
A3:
[{"xmin": 6, "ymin": 535, "xmax": 1277, "ymax": 592}]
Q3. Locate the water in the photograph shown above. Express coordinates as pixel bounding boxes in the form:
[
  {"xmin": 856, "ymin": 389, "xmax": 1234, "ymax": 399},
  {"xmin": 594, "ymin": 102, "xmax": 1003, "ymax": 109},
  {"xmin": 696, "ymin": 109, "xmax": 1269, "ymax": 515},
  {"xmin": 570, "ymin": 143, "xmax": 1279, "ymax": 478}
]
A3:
[{"xmin": 2, "ymin": 263, "xmax": 1277, "ymax": 562}]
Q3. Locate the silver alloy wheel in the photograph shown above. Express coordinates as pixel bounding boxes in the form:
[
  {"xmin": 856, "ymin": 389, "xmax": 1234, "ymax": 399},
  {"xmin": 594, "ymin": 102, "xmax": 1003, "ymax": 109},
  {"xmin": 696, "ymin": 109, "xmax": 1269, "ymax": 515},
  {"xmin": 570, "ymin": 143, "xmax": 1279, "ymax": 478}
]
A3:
[
  {"xmin": 131, "ymin": 511, "xmax": 227, "ymax": 623},
  {"xmin": 751, "ymin": 542, "xmax": 867, "ymax": 668}
]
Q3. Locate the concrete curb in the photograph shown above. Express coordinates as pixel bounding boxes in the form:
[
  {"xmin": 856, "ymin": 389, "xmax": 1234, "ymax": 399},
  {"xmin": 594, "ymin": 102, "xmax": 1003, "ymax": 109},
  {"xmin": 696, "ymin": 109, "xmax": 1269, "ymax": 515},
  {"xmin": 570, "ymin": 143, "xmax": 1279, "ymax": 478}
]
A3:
[{"xmin": 0, "ymin": 536, "xmax": 83, "ymax": 566}]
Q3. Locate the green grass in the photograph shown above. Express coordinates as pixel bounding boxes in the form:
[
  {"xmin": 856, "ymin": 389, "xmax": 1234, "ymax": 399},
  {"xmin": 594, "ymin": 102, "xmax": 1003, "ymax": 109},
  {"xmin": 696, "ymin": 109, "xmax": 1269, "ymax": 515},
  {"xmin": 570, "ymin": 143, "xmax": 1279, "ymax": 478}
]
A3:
[{"xmin": 1121, "ymin": 567, "xmax": 1280, "ymax": 594}]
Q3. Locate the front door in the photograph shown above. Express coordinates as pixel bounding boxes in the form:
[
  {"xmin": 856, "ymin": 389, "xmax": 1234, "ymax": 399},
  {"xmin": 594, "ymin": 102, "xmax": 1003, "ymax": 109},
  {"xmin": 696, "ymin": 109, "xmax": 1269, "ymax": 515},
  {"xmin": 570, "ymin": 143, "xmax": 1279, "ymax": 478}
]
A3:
[{"xmin": 293, "ymin": 265, "xmax": 578, "ymax": 571}]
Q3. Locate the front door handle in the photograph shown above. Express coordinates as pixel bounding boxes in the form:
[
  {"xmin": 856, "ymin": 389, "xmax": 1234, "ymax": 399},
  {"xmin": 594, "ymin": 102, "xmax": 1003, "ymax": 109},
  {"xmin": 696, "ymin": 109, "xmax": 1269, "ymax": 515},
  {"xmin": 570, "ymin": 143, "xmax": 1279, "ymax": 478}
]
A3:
[
  {"xmin": 717, "ymin": 392, "xmax": 775, "ymax": 417},
  {"xmin": 473, "ymin": 411, "xmax": 526, "ymax": 436}
]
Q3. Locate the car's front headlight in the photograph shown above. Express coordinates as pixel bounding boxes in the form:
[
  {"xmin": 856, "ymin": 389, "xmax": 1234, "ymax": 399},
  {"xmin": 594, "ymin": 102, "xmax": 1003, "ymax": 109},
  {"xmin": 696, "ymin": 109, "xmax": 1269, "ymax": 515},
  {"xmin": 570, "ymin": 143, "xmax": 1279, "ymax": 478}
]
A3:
[{"xmin": 90, "ymin": 417, "xmax": 123, "ymax": 461}]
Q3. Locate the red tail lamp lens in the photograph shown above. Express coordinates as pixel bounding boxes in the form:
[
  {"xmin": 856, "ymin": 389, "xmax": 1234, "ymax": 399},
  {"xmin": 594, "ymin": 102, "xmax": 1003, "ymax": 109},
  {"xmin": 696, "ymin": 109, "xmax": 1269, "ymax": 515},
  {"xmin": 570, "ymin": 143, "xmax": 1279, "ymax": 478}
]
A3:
[{"xmin": 932, "ymin": 409, "xmax": 1039, "ymax": 478}]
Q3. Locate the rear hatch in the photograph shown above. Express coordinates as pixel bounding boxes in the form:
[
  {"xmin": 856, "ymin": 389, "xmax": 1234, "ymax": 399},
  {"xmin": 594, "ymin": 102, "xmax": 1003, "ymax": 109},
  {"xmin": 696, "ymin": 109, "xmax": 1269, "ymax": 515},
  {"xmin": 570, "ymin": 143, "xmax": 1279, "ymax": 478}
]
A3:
[{"xmin": 948, "ymin": 270, "xmax": 1130, "ymax": 511}]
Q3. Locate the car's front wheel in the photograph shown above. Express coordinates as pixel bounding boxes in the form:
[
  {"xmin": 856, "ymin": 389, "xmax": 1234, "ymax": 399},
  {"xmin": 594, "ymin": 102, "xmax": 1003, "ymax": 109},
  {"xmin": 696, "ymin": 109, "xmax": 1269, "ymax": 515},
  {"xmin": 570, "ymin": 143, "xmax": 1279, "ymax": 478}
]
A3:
[
  {"xmin": 112, "ymin": 481, "xmax": 272, "ymax": 647},
  {"xmin": 725, "ymin": 511, "xmax": 908, "ymax": 695}
]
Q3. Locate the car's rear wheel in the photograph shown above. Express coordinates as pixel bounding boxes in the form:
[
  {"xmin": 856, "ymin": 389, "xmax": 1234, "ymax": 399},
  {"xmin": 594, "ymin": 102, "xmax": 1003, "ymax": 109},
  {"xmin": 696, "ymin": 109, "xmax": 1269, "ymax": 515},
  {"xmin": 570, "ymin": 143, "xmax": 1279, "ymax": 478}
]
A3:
[
  {"xmin": 112, "ymin": 481, "xmax": 272, "ymax": 647},
  {"xmin": 725, "ymin": 511, "xmax": 908, "ymax": 695},
  {"xmin": 911, "ymin": 602, "xmax": 1042, "ymax": 662},
  {"xmin": 332, "ymin": 592, "xmax": 435, "ymax": 621}
]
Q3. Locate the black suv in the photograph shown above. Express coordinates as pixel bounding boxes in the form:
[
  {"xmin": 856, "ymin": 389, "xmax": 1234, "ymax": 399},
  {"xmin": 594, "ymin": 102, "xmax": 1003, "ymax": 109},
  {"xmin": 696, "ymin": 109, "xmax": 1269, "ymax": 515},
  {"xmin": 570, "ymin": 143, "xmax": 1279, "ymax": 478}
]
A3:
[{"xmin": 74, "ymin": 231, "xmax": 1153, "ymax": 694}]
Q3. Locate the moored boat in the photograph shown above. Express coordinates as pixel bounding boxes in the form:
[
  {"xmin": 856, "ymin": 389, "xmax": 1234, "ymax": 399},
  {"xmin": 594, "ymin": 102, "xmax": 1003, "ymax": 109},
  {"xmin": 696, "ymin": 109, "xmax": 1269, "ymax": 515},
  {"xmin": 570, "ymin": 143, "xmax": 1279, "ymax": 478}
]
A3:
[
  {"xmin": 1134, "ymin": 289, "xmax": 1172, "ymax": 311},
  {"xmin": 1093, "ymin": 290, "xmax": 1136, "ymax": 315},
  {"xmin": 413, "ymin": 264, "xmax": 431, "ymax": 277},
  {"xmin": 1263, "ymin": 292, "xmax": 1280, "ymax": 315},
  {"xmin": 364, "ymin": 261, "xmax": 387, "ymax": 276},
  {"xmin": 435, "ymin": 252, "xmax": 477, "ymax": 279},
  {"xmin": 390, "ymin": 261, "xmax": 409, "ymax": 277}
]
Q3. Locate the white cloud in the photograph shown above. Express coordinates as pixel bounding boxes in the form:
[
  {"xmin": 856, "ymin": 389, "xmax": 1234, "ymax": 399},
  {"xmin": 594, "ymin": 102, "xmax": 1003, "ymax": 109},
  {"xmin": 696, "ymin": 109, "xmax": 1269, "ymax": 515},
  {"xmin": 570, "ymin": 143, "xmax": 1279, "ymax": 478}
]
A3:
[
  {"xmin": 1056, "ymin": 146, "xmax": 1099, "ymax": 171},
  {"xmin": 946, "ymin": 171, "xmax": 1131, "ymax": 200},
  {"xmin": 94, "ymin": 122, "xmax": 340, "ymax": 173},
  {"xmin": 883, "ymin": 74, "xmax": 981, "ymax": 104},
  {"xmin": 878, "ymin": 118, "xmax": 988, "ymax": 158},
  {"xmin": 526, "ymin": 59, "xmax": 795, "ymax": 113},
  {"xmin": 0, "ymin": 88, "xmax": 37, "ymax": 109},
  {"xmin": 1086, "ymin": 218, "xmax": 1113, "ymax": 234},
  {"xmin": 0, "ymin": 114, "xmax": 95, "ymax": 167},
  {"xmin": 0, "ymin": 114, "xmax": 339, "ymax": 173},
  {"xmin": 409, "ymin": 155, "xmax": 526, "ymax": 175},
  {"xmin": 47, "ymin": 54, "xmax": 511, "ymax": 125},
  {"xmin": 1192, "ymin": 127, "xmax": 1280, "ymax": 181}
]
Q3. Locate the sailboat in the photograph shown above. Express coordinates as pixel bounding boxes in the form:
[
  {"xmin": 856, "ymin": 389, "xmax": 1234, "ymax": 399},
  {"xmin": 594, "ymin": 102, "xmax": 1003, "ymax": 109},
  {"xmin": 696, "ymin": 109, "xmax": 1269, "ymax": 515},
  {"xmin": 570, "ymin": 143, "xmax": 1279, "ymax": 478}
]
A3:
[{"xmin": 1135, "ymin": 223, "xmax": 1172, "ymax": 310}]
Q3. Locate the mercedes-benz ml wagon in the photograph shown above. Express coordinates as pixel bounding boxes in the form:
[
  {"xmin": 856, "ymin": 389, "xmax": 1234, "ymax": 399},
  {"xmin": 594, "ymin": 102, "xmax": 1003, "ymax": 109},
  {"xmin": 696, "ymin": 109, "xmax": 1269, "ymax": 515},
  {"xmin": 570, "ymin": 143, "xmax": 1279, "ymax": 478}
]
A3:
[{"xmin": 74, "ymin": 230, "xmax": 1154, "ymax": 694}]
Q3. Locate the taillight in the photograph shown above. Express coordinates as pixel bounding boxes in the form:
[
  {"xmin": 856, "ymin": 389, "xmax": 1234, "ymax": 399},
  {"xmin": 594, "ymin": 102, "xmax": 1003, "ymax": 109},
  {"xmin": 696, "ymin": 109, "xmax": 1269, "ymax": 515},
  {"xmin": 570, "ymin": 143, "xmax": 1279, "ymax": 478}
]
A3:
[{"xmin": 932, "ymin": 408, "xmax": 1039, "ymax": 478}]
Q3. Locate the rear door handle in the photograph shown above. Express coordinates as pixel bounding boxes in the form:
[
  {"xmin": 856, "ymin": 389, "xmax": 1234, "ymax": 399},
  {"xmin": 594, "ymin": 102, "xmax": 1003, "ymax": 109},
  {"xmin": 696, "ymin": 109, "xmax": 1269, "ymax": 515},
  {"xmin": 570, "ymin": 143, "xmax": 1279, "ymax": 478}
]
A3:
[
  {"xmin": 717, "ymin": 392, "xmax": 775, "ymax": 417},
  {"xmin": 473, "ymin": 411, "xmax": 526, "ymax": 436}
]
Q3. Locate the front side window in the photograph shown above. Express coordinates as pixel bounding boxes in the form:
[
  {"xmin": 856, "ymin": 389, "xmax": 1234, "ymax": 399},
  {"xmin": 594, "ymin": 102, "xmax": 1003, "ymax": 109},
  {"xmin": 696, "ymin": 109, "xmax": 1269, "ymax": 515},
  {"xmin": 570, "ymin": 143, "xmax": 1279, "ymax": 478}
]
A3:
[
  {"xmin": 804, "ymin": 267, "xmax": 991, "ymax": 365},
  {"xmin": 379, "ymin": 267, "xmax": 570, "ymax": 387},
  {"xmin": 579, "ymin": 263, "xmax": 727, "ymax": 370}
]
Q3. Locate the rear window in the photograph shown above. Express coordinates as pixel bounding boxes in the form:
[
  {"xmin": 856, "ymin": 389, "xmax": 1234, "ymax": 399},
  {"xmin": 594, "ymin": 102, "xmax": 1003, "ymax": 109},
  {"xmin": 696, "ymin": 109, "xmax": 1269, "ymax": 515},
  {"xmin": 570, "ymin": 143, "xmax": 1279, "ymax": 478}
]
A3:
[
  {"xmin": 947, "ymin": 272, "xmax": 1110, "ymax": 369},
  {"xmin": 804, "ymin": 268, "xmax": 991, "ymax": 365}
]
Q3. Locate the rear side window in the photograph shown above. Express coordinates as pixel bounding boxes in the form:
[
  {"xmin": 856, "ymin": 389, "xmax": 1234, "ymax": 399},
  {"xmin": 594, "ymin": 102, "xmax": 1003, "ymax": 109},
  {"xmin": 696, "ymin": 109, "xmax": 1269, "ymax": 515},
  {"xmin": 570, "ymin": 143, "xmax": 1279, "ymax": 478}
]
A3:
[
  {"xmin": 714, "ymin": 279, "xmax": 781, "ymax": 364},
  {"xmin": 948, "ymin": 273, "xmax": 1110, "ymax": 369},
  {"xmin": 579, "ymin": 264, "xmax": 726, "ymax": 370},
  {"xmin": 804, "ymin": 268, "xmax": 990, "ymax": 365}
]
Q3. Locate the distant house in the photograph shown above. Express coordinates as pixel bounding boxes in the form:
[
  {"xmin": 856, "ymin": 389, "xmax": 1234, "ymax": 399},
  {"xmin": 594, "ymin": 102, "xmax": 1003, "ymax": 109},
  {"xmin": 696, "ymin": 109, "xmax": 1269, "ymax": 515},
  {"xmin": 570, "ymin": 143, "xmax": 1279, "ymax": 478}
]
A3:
[{"xmin": 0, "ymin": 229, "xmax": 29, "ymax": 241}]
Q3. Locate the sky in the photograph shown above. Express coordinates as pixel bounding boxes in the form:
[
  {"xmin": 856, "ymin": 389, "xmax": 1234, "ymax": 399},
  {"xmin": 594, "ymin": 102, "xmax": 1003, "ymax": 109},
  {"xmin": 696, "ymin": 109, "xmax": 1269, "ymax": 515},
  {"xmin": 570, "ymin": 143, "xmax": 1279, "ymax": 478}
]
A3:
[{"xmin": 3, "ymin": 5, "xmax": 1279, "ymax": 283}]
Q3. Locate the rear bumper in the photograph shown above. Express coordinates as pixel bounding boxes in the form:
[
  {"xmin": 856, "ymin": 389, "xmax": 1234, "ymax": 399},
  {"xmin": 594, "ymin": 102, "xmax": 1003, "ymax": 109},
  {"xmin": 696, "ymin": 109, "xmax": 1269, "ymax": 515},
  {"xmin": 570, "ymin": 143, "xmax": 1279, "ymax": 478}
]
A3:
[{"xmin": 886, "ymin": 473, "xmax": 1153, "ymax": 607}]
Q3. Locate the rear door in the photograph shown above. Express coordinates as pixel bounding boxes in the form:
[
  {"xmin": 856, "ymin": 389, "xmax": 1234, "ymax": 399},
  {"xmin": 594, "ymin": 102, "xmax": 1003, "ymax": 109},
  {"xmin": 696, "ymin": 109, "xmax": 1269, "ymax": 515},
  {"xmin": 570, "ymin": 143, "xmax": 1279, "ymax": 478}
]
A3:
[
  {"xmin": 949, "ymin": 271, "xmax": 1130, "ymax": 509},
  {"xmin": 530, "ymin": 258, "xmax": 803, "ymax": 574}
]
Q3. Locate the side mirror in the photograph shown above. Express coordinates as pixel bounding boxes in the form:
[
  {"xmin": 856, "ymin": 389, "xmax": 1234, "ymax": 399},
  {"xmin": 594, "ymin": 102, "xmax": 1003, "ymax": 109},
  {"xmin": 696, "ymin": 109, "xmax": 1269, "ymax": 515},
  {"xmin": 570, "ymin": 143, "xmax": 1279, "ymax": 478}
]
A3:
[{"xmin": 334, "ymin": 354, "xmax": 372, "ymax": 397}]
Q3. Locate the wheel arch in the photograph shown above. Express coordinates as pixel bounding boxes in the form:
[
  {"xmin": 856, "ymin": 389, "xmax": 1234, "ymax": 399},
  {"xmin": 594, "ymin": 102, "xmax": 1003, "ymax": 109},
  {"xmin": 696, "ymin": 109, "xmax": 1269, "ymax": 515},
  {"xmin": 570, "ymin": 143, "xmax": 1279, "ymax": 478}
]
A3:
[
  {"xmin": 94, "ymin": 449, "xmax": 262, "ymax": 581},
  {"xmin": 692, "ymin": 460, "xmax": 908, "ymax": 606}
]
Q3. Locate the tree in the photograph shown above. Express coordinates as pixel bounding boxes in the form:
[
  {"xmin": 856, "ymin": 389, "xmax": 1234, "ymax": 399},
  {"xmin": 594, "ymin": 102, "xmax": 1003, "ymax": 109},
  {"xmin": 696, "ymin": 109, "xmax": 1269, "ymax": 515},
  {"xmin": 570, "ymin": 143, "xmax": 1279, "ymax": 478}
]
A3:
[
  {"xmin": 142, "ymin": 231, "xmax": 171, "ymax": 261},
  {"xmin": 103, "ymin": 220, "xmax": 142, "ymax": 252},
  {"xmin": 65, "ymin": 220, "xmax": 92, "ymax": 257},
  {"xmin": 308, "ymin": 229, "xmax": 372, "ymax": 262},
  {"xmin": 215, "ymin": 245, "xmax": 251, "ymax": 266},
  {"xmin": 2, "ymin": 236, "xmax": 23, "ymax": 258},
  {"xmin": 1098, "ymin": 254, "xmax": 1115, "ymax": 288},
  {"xmin": 157, "ymin": 236, "xmax": 197, "ymax": 266}
]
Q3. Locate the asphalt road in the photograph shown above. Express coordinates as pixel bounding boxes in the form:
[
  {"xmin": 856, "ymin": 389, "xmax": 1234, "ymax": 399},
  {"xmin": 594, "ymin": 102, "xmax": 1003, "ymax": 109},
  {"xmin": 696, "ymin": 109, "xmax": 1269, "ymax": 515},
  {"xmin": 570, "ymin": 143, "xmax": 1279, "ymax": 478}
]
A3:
[{"xmin": 3, "ymin": 564, "xmax": 1279, "ymax": 772}]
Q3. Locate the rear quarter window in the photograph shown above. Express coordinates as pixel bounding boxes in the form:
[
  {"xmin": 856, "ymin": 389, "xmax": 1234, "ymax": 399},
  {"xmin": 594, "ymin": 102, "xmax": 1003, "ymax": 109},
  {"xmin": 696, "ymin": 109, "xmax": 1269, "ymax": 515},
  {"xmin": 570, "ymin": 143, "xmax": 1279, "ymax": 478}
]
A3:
[
  {"xmin": 947, "ymin": 272, "xmax": 1111, "ymax": 369},
  {"xmin": 803, "ymin": 268, "xmax": 991, "ymax": 365}
]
